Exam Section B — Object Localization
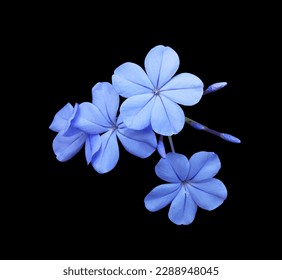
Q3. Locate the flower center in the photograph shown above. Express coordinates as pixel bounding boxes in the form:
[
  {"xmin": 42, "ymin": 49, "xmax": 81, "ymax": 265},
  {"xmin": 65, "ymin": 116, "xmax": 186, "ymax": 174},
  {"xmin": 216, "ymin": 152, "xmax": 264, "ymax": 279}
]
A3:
[
  {"xmin": 153, "ymin": 88, "xmax": 160, "ymax": 95},
  {"xmin": 181, "ymin": 180, "xmax": 190, "ymax": 193},
  {"xmin": 110, "ymin": 123, "xmax": 118, "ymax": 132}
]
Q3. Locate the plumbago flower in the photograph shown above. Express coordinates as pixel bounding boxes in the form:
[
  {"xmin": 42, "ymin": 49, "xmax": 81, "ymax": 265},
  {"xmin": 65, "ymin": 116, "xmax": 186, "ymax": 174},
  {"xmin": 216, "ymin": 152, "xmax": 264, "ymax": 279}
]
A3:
[
  {"xmin": 144, "ymin": 152, "xmax": 227, "ymax": 225},
  {"xmin": 49, "ymin": 44, "xmax": 241, "ymax": 225},
  {"xmin": 49, "ymin": 83, "xmax": 157, "ymax": 173},
  {"xmin": 72, "ymin": 82, "xmax": 157, "ymax": 174},
  {"xmin": 49, "ymin": 102, "xmax": 95, "ymax": 162},
  {"xmin": 112, "ymin": 45, "xmax": 204, "ymax": 136}
]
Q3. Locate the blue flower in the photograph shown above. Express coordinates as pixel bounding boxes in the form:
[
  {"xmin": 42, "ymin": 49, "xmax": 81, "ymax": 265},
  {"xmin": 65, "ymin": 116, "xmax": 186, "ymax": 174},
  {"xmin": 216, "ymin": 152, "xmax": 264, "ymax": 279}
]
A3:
[
  {"xmin": 72, "ymin": 82, "xmax": 157, "ymax": 174},
  {"xmin": 49, "ymin": 102, "xmax": 80, "ymax": 136},
  {"xmin": 49, "ymin": 103, "xmax": 101, "ymax": 162},
  {"xmin": 112, "ymin": 45, "xmax": 204, "ymax": 136},
  {"xmin": 144, "ymin": 152, "xmax": 227, "ymax": 225}
]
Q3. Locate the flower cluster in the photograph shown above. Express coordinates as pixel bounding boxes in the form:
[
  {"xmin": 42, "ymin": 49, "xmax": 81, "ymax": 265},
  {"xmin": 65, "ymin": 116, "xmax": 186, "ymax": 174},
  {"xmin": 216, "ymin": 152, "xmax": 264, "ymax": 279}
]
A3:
[{"xmin": 49, "ymin": 45, "xmax": 240, "ymax": 225}]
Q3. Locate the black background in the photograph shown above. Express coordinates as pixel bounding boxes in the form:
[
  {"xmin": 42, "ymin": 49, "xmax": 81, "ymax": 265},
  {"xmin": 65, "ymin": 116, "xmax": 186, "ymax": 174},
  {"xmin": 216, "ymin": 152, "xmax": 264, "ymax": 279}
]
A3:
[{"xmin": 3, "ymin": 4, "xmax": 280, "ymax": 260}]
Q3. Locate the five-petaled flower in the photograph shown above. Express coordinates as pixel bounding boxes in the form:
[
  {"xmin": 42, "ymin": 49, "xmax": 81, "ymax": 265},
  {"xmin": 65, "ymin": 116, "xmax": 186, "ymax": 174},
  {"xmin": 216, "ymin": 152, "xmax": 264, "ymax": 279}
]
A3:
[
  {"xmin": 72, "ymin": 82, "xmax": 157, "ymax": 174},
  {"xmin": 144, "ymin": 152, "xmax": 227, "ymax": 225},
  {"xmin": 112, "ymin": 45, "xmax": 204, "ymax": 136}
]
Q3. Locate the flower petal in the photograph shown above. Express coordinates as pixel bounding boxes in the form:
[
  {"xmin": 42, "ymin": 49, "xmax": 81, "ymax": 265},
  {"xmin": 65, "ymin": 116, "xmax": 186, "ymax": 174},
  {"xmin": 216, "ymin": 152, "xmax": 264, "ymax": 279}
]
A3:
[
  {"xmin": 91, "ymin": 130, "xmax": 119, "ymax": 174},
  {"xmin": 157, "ymin": 135, "xmax": 166, "ymax": 158},
  {"xmin": 49, "ymin": 103, "xmax": 74, "ymax": 132},
  {"xmin": 151, "ymin": 96, "xmax": 185, "ymax": 136},
  {"xmin": 145, "ymin": 45, "xmax": 179, "ymax": 89},
  {"xmin": 52, "ymin": 132, "xmax": 86, "ymax": 162},
  {"xmin": 119, "ymin": 94, "xmax": 155, "ymax": 130},
  {"xmin": 112, "ymin": 62, "xmax": 153, "ymax": 98},
  {"xmin": 188, "ymin": 152, "xmax": 221, "ymax": 182},
  {"xmin": 91, "ymin": 82, "xmax": 119, "ymax": 124},
  {"xmin": 72, "ymin": 102, "xmax": 110, "ymax": 134},
  {"xmin": 85, "ymin": 134, "xmax": 101, "ymax": 164},
  {"xmin": 144, "ymin": 183, "xmax": 181, "ymax": 212},
  {"xmin": 188, "ymin": 178, "xmax": 227, "ymax": 210},
  {"xmin": 155, "ymin": 152, "xmax": 190, "ymax": 183},
  {"xmin": 50, "ymin": 103, "xmax": 81, "ymax": 137},
  {"xmin": 60, "ymin": 103, "xmax": 82, "ymax": 136},
  {"xmin": 168, "ymin": 187, "xmax": 198, "ymax": 225},
  {"xmin": 117, "ymin": 125, "xmax": 157, "ymax": 158},
  {"xmin": 161, "ymin": 73, "xmax": 203, "ymax": 105}
]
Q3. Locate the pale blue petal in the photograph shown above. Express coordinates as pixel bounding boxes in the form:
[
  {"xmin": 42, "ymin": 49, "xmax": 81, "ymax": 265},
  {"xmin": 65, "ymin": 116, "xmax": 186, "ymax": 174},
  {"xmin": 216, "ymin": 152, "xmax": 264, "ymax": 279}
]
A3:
[
  {"xmin": 50, "ymin": 103, "xmax": 81, "ymax": 137},
  {"xmin": 60, "ymin": 126, "xmax": 81, "ymax": 137},
  {"xmin": 112, "ymin": 62, "xmax": 153, "ymax": 98},
  {"xmin": 145, "ymin": 45, "xmax": 179, "ymax": 89},
  {"xmin": 188, "ymin": 152, "xmax": 221, "ymax": 182},
  {"xmin": 144, "ymin": 183, "xmax": 181, "ymax": 212},
  {"xmin": 151, "ymin": 96, "xmax": 185, "ymax": 136},
  {"xmin": 155, "ymin": 152, "xmax": 189, "ymax": 183},
  {"xmin": 188, "ymin": 178, "xmax": 227, "ymax": 210},
  {"xmin": 157, "ymin": 135, "xmax": 166, "ymax": 158},
  {"xmin": 168, "ymin": 187, "xmax": 198, "ymax": 225},
  {"xmin": 49, "ymin": 103, "xmax": 74, "ymax": 132},
  {"xmin": 72, "ymin": 102, "xmax": 110, "ymax": 134},
  {"xmin": 117, "ymin": 125, "xmax": 157, "ymax": 158},
  {"xmin": 52, "ymin": 132, "xmax": 86, "ymax": 162},
  {"xmin": 119, "ymin": 94, "xmax": 155, "ymax": 130},
  {"xmin": 91, "ymin": 130, "xmax": 119, "ymax": 174},
  {"xmin": 60, "ymin": 103, "xmax": 81, "ymax": 136},
  {"xmin": 91, "ymin": 82, "xmax": 119, "ymax": 124},
  {"xmin": 85, "ymin": 134, "xmax": 101, "ymax": 164},
  {"xmin": 161, "ymin": 73, "xmax": 203, "ymax": 105}
]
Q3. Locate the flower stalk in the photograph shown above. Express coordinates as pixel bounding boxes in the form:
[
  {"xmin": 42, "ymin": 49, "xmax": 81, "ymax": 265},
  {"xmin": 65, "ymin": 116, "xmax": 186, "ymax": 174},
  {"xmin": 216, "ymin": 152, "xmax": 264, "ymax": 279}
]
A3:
[{"xmin": 185, "ymin": 117, "xmax": 241, "ymax": 144}]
